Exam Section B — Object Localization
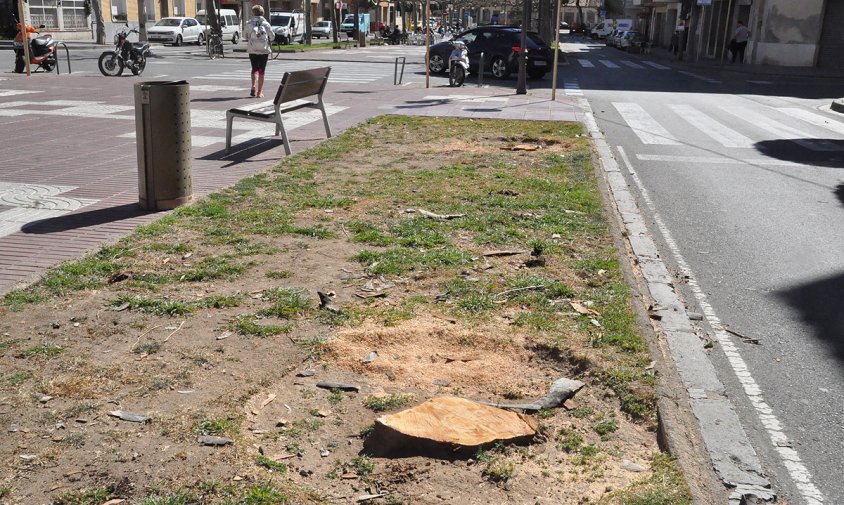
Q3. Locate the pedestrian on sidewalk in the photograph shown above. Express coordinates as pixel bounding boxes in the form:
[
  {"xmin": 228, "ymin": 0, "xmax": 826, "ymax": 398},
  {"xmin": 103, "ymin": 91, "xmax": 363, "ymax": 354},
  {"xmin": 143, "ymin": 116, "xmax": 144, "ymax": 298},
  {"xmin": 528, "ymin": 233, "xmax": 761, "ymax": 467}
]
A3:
[
  {"xmin": 731, "ymin": 20, "xmax": 750, "ymax": 63},
  {"xmin": 245, "ymin": 5, "xmax": 274, "ymax": 98}
]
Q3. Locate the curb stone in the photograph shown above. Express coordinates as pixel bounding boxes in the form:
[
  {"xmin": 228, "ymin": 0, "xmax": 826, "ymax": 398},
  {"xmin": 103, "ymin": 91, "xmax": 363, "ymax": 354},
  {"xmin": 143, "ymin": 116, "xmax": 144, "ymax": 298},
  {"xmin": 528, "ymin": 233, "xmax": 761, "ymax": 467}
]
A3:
[
  {"xmin": 582, "ymin": 103, "xmax": 776, "ymax": 504},
  {"xmin": 831, "ymin": 99, "xmax": 844, "ymax": 114}
]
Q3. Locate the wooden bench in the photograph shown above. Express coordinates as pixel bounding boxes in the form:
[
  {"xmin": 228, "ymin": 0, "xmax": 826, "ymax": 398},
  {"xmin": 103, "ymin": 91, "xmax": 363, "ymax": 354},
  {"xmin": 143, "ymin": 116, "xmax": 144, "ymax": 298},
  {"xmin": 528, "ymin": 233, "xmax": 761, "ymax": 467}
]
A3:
[{"xmin": 225, "ymin": 66, "xmax": 332, "ymax": 155}]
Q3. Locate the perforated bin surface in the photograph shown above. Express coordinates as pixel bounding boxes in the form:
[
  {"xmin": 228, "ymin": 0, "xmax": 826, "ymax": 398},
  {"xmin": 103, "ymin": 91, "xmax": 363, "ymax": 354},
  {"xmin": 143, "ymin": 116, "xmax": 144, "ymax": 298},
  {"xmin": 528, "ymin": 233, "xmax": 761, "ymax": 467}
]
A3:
[{"xmin": 134, "ymin": 80, "xmax": 193, "ymax": 211}]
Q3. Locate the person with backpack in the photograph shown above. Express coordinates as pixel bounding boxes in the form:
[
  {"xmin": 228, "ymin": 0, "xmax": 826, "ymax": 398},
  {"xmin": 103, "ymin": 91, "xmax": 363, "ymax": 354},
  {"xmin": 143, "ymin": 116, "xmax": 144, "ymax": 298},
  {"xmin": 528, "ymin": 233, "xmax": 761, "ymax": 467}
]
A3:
[{"xmin": 245, "ymin": 5, "xmax": 274, "ymax": 97}]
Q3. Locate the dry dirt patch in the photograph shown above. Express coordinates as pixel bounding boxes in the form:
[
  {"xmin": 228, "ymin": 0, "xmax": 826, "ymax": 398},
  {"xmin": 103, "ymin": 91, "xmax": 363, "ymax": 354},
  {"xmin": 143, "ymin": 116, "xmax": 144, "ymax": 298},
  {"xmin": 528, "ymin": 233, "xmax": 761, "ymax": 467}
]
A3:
[{"xmin": 0, "ymin": 116, "xmax": 690, "ymax": 504}]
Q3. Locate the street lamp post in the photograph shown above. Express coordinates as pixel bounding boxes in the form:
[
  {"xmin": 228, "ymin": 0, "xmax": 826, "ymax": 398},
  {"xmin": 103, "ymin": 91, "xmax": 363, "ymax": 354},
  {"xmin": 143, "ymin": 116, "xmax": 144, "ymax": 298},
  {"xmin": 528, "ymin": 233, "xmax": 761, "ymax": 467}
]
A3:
[{"xmin": 515, "ymin": 0, "xmax": 528, "ymax": 94}]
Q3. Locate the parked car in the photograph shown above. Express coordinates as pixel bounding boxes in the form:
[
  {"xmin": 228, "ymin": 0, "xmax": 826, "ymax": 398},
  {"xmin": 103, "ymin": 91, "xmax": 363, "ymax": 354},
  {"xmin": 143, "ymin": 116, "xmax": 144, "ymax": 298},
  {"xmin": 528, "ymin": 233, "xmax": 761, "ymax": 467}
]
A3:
[
  {"xmin": 147, "ymin": 17, "xmax": 203, "ymax": 46},
  {"xmin": 196, "ymin": 9, "xmax": 241, "ymax": 44},
  {"xmin": 618, "ymin": 30, "xmax": 646, "ymax": 51},
  {"xmin": 559, "ymin": 21, "xmax": 570, "ymax": 31},
  {"xmin": 311, "ymin": 20, "xmax": 332, "ymax": 38},
  {"xmin": 607, "ymin": 29, "xmax": 625, "ymax": 47},
  {"xmin": 427, "ymin": 26, "xmax": 552, "ymax": 79}
]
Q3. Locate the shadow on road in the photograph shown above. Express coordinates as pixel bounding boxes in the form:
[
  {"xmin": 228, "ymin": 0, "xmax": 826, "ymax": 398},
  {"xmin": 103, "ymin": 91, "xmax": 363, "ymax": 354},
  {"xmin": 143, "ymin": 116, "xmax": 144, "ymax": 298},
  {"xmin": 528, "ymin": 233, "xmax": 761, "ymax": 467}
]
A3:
[
  {"xmin": 836, "ymin": 183, "xmax": 844, "ymax": 207},
  {"xmin": 754, "ymin": 139, "xmax": 844, "ymax": 169},
  {"xmin": 21, "ymin": 203, "xmax": 152, "ymax": 234},
  {"xmin": 777, "ymin": 271, "xmax": 844, "ymax": 362}
]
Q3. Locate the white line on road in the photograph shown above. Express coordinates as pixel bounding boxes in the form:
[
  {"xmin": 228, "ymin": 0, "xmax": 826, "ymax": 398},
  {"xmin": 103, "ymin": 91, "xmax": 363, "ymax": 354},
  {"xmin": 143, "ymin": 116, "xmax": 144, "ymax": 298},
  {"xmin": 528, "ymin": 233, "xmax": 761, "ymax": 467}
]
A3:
[
  {"xmin": 577, "ymin": 59, "xmax": 595, "ymax": 68},
  {"xmin": 613, "ymin": 102, "xmax": 680, "ymax": 145},
  {"xmin": 599, "ymin": 59, "xmax": 620, "ymax": 68},
  {"xmin": 723, "ymin": 106, "xmax": 843, "ymax": 151},
  {"xmin": 635, "ymin": 154, "xmax": 810, "ymax": 167},
  {"xmin": 775, "ymin": 107, "xmax": 844, "ymax": 137},
  {"xmin": 620, "ymin": 60, "xmax": 644, "ymax": 69},
  {"xmin": 668, "ymin": 104, "xmax": 755, "ymax": 148},
  {"xmin": 642, "ymin": 60, "xmax": 670, "ymax": 70},
  {"xmin": 618, "ymin": 146, "xmax": 825, "ymax": 505}
]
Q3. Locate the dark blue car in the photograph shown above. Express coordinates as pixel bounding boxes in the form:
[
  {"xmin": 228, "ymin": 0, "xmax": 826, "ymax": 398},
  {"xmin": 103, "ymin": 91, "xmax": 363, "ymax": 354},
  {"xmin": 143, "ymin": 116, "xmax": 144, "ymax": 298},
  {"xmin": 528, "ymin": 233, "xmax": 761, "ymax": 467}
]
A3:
[{"xmin": 427, "ymin": 26, "xmax": 552, "ymax": 79}]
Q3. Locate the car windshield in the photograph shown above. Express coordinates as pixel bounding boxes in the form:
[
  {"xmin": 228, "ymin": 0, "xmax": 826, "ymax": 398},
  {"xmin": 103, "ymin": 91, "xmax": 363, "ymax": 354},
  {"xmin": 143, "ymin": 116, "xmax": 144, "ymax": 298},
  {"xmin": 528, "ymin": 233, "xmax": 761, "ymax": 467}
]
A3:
[
  {"xmin": 315, "ymin": 21, "xmax": 329, "ymax": 27},
  {"xmin": 454, "ymin": 31, "xmax": 477, "ymax": 43},
  {"xmin": 195, "ymin": 14, "xmax": 206, "ymax": 24},
  {"xmin": 527, "ymin": 32, "xmax": 547, "ymax": 46},
  {"xmin": 155, "ymin": 18, "xmax": 182, "ymax": 27},
  {"xmin": 271, "ymin": 15, "xmax": 291, "ymax": 26}
]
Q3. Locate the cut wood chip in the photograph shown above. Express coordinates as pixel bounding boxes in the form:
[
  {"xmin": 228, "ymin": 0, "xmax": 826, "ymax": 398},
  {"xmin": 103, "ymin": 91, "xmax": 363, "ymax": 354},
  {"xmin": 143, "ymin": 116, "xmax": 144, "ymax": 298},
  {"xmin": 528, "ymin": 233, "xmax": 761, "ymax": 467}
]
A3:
[
  {"xmin": 501, "ymin": 144, "xmax": 540, "ymax": 151},
  {"xmin": 570, "ymin": 301, "xmax": 600, "ymax": 317},
  {"xmin": 418, "ymin": 209, "xmax": 465, "ymax": 220},
  {"xmin": 482, "ymin": 249, "xmax": 528, "ymax": 257},
  {"xmin": 260, "ymin": 394, "xmax": 276, "ymax": 409}
]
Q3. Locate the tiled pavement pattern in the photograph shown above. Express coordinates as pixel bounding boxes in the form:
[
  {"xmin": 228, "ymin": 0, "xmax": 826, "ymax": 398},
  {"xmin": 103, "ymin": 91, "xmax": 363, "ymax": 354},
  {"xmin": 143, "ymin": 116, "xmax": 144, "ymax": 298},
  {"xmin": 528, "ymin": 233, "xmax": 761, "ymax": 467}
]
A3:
[{"xmin": 0, "ymin": 67, "xmax": 583, "ymax": 292}]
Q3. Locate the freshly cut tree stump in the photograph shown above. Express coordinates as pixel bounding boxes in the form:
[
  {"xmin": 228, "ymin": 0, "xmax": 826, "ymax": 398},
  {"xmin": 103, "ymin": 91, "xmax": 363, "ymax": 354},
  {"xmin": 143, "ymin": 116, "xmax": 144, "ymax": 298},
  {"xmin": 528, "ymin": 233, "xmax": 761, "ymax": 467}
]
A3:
[{"xmin": 364, "ymin": 396, "xmax": 538, "ymax": 458}]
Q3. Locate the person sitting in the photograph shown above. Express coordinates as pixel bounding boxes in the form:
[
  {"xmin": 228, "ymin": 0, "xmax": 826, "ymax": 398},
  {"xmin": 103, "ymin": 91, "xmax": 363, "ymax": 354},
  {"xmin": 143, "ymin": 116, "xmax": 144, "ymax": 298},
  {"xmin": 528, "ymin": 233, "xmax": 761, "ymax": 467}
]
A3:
[{"xmin": 390, "ymin": 26, "xmax": 402, "ymax": 45}]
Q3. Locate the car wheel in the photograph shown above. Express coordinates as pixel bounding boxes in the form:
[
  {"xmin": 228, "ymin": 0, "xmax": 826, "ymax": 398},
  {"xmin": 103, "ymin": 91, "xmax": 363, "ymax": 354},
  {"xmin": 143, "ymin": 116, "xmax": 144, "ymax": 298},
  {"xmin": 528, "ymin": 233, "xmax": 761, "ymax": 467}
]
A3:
[
  {"xmin": 491, "ymin": 56, "xmax": 510, "ymax": 79},
  {"xmin": 175, "ymin": 34, "xmax": 183, "ymax": 46},
  {"xmin": 197, "ymin": 33, "xmax": 205, "ymax": 45},
  {"xmin": 429, "ymin": 53, "xmax": 446, "ymax": 73},
  {"xmin": 232, "ymin": 32, "xmax": 239, "ymax": 44}
]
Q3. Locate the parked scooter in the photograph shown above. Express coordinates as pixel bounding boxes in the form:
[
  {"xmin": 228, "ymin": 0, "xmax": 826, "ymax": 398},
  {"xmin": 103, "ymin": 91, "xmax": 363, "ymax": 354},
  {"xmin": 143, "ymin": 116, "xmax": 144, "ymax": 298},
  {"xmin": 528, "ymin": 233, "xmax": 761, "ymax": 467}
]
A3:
[
  {"xmin": 98, "ymin": 25, "xmax": 150, "ymax": 76},
  {"xmin": 448, "ymin": 40, "xmax": 469, "ymax": 87},
  {"xmin": 13, "ymin": 19, "xmax": 58, "ymax": 73}
]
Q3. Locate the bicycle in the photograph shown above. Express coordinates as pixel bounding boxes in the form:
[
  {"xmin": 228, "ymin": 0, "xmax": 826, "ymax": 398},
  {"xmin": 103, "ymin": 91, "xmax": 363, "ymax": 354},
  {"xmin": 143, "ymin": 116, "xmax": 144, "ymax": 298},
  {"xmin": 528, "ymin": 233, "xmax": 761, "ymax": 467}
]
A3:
[{"xmin": 207, "ymin": 29, "xmax": 224, "ymax": 59}]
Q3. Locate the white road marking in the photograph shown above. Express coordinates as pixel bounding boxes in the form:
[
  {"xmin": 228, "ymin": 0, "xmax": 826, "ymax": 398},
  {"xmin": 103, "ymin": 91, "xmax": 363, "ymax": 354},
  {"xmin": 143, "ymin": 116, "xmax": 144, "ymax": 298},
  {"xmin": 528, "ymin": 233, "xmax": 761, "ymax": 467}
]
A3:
[
  {"xmin": 642, "ymin": 60, "xmax": 670, "ymax": 70},
  {"xmin": 620, "ymin": 60, "xmax": 644, "ymax": 69},
  {"xmin": 0, "ymin": 90, "xmax": 44, "ymax": 97},
  {"xmin": 0, "ymin": 182, "xmax": 99, "ymax": 239},
  {"xmin": 577, "ymin": 58, "xmax": 594, "ymax": 68},
  {"xmin": 421, "ymin": 95, "xmax": 509, "ymax": 103},
  {"xmin": 563, "ymin": 79, "xmax": 583, "ymax": 96},
  {"xmin": 599, "ymin": 59, "xmax": 620, "ymax": 68},
  {"xmin": 723, "ymin": 106, "xmax": 843, "ymax": 151},
  {"xmin": 668, "ymin": 104, "xmax": 755, "ymax": 148},
  {"xmin": 618, "ymin": 147, "xmax": 825, "ymax": 505},
  {"xmin": 678, "ymin": 70, "xmax": 721, "ymax": 83},
  {"xmin": 190, "ymin": 84, "xmax": 246, "ymax": 92},
  {"xmin": 775, "ymin": 107, "xmax": 844, "ymax": 136},
  {"xmin": 636, "ymin": 154, "xmax": 807, "ymax": 167},
  {"xmin": 613, "ymin": 102, "xmax": 680, "ymax": 145}
]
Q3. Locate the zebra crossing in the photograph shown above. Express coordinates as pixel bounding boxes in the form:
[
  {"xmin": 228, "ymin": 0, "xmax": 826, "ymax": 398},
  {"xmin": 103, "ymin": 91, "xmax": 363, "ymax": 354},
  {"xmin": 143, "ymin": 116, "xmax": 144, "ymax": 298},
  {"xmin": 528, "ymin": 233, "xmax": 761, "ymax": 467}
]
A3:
[
  {"xmin": 575, "ymin": 58, "xmax": 670, "ymax": 70},
  {"xmin": 195, "ymin": 61, "xmax": 394, "ymax": 85},
  {"xmin": 612, "ymin": 101, "xmax": 844, "ymax": 152}
]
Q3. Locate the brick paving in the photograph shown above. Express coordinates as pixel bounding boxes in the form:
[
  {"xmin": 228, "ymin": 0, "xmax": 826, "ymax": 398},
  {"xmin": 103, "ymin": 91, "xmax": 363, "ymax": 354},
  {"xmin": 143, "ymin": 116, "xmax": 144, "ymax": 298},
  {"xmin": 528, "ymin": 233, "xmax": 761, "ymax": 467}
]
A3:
[{"xmin": 0, "ymin": 55, "xmax": 584, "ymax": 293}]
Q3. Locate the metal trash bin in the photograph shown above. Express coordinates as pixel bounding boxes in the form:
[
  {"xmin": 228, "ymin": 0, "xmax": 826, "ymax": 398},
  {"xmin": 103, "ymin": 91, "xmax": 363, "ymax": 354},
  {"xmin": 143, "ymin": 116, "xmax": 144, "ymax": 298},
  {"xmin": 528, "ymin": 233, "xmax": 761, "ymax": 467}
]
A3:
[{"xmin": 134, "ymin": 80, "xmax": 193, "ymax": 211}]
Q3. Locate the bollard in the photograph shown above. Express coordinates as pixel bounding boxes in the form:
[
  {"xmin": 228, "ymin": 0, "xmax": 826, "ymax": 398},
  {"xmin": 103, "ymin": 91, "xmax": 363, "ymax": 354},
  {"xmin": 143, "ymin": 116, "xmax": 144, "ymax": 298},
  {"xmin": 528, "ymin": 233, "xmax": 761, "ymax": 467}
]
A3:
[
  {"xmin": 134, "ymin": 81, "xmax": 193, "ymax": 211},
  {"xmin": 394, "ymin": 56, "xmax": 406, "ymax": 85},
  {"xmin": 478, "ymin": 52, "xmax": 484, "ymax": 87}
]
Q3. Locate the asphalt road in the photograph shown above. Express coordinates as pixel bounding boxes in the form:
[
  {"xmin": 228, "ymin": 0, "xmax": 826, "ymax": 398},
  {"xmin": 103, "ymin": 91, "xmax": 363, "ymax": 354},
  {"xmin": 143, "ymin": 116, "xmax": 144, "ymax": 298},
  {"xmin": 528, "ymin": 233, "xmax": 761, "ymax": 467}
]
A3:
[{"xmin": 563, "ymin": 38, "xmax": 843, "ymax": 504}]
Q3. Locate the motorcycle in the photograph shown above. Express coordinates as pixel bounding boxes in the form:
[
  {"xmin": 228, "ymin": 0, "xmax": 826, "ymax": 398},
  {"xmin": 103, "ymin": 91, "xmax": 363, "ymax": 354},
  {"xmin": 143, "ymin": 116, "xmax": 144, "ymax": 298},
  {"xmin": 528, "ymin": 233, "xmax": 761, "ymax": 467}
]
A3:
[
  {"xmin": 98, "ymin": 25, "xmax": 150, "ymax": 76},
  {"xmin": 13, "ymin": 20, "xmax": 58, "ymax": 73},
  {"xmin": 448, "ymin": 41, "xmax": 469, "ymax": 87}
]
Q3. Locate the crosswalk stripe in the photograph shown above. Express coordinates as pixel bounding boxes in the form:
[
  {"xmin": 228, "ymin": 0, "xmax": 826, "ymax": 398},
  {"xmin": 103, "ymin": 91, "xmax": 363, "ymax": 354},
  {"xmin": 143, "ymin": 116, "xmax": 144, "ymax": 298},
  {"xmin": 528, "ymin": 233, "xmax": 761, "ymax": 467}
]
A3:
[
  {"xmin": 563, "ymin": 79, "xmax": 583, "ymax": 96},
  {"xmin": 669, "ymin": 104, "xmax": 755, "ymax": 148},
  {"xmin": 678, "ymin": 70, "xmax": 720, "ymax": 84},
  {"xmin": 613, "ymin": 102, "xmax": 680, "ymax": 145},
  {"xmin": 775, "ymin": 108, "xmax": 844, "ymax": 137},
  {"xmin": 599, "ymin": 60, "xmax": 620, "ymax": 68},
  {"xmin": 642, "ymin": 61, "xmax": 670, "ymax": 70},
  {"xmin": 722, "ymin": 106, "xmax": 843, "ymax": 151},
  {"xmin": 577, "ymin": 59, "xmax": 594, "ymax": 68},
  {"xmin": 620, "ymin": 60, "xmax": 644, "ymax": 69}
]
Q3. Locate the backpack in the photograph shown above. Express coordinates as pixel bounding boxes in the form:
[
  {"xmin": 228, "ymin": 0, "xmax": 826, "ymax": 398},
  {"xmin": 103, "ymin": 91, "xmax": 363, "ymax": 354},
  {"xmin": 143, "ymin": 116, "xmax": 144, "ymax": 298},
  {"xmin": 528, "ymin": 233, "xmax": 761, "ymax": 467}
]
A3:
[{"xmin": 248, "ymin": 19, "xmax": 268, "ymax": 52}]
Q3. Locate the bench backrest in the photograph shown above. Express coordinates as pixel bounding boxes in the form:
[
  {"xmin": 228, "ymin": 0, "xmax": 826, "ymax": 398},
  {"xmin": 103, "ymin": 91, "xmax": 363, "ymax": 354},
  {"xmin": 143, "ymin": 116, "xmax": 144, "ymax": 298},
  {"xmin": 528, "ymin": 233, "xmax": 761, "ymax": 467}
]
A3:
[{"xmin": 275, "ymin": 67, "xmax": 332, "ymax": 105}]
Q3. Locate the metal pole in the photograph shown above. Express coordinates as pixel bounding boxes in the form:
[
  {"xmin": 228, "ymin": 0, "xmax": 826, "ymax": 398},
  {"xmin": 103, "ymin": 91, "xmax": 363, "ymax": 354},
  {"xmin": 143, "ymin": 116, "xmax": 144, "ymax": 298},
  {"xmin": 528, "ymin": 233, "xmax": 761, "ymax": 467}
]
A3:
[
  {"xmin": 425, "ymin": 0, "xmax": 430, "ymax": 87},
  {"xmin": 17, "ymin": 0, "xmax": 32, "ymax": 76},
  {"xmin": 720, "ymin": 0, "xmax": 734, "ymax": 65},
  {"xmin": 478, "ymin": 52, "xmax": 484, "ymax": 87},
  {"xmin": 551, "ymin": 0, "xmax": 561, "ymax": 100},
  {"xmin": 515, "ymin": 0, "xmax": 528, "ymax": 94}
]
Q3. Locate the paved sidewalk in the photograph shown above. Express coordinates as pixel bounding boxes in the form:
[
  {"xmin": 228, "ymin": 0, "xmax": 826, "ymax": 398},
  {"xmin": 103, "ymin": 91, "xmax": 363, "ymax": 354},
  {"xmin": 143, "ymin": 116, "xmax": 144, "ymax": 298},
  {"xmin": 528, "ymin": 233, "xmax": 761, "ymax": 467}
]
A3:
[{"xmin": 0, "ymin": 70, "xmax": 583, "ymax": 293}]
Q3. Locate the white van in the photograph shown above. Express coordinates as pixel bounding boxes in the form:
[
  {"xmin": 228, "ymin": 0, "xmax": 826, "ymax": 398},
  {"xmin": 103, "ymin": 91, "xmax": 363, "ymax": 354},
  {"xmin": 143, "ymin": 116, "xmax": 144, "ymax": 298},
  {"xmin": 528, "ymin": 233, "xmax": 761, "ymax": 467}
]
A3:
[
  {"xmin": 196, "ymin": 9, "xmax": 241, "ymax": 44},
  {"xmin": 270, "ymin": 11, "xmax": 305, "ymax": 44}
]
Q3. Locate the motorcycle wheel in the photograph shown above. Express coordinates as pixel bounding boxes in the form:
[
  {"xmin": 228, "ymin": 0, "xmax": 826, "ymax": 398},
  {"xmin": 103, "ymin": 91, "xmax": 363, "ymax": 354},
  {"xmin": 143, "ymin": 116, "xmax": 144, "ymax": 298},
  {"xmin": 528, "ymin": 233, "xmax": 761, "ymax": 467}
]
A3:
[
  {"xmin": 42, "ymin": 56, "xmax": 56, "ymax": 72},
  {"xmin": 130, "ymin": 54, "xmax": 146, "ymax": 76},
  {"xmin": 14, "ymin": 55, "xmax": 24, "ymax": 73},
  {"xmin": 98, "ymin": 51, "xmax": 124, "ymax": 76},
  {"xmin": 453, "ymin": 66, "xmax": 465, "ymax": 87}
]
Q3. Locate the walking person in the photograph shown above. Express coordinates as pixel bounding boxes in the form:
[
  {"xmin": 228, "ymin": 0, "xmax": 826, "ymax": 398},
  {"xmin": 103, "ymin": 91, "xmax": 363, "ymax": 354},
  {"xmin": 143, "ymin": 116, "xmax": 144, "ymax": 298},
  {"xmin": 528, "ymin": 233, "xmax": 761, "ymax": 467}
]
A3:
[
  {"xmin": 245, "ymin": 5, "xmax": 274, "ymax": 98},
  {"xmin": 732, "ymin": 20, "xmax": 750, "ymax": 63}
]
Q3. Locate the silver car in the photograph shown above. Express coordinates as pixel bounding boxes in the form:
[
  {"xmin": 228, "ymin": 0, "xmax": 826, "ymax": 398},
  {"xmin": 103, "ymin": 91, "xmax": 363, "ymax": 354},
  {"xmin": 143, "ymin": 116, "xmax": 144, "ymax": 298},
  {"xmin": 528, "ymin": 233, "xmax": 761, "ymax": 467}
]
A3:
[
  {"xmin": 311, "ymin": 20, "xmax": 332, "ymax": 39},
  {"xmin": 147, "ymin": 17, "xmax": 203, "ymax": 46}
]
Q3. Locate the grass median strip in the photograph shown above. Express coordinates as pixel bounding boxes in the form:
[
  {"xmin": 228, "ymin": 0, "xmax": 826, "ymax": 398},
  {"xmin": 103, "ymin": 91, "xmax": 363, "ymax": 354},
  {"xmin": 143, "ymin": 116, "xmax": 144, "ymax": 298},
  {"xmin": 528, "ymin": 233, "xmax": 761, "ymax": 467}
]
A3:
[{"xmin": 0, "ymin": 116, "xmax": 689, "ymax": 504}]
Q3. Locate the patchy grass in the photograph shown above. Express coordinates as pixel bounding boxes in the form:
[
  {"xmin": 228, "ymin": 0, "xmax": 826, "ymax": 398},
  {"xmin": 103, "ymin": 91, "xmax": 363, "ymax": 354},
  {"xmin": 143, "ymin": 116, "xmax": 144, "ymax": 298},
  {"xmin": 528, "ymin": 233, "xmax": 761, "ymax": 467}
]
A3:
[
  {"xmin": 256, "ymin": 455, "xmax": 288, "ymax": 473},
  {"xmin": 7, "ymin": 371, "xmax": 32, "ymax": 385},
  {"xmin": 476, "ymin": 446, "xmax": 516, "ymax": 482},
  {"xmin": 362, "ymin": 393, "xmax": 414, "ymax": 412},
  {"xmin": 229, "ymin": 315, "xmax": 292, "ymax": 337},
  {"xmin": 198, "ymin": 417, "xmax": 241, "ymax": 439},
  {"xmin": 601, "ymin": 453, "xmax": 692, "ymax": 505},
  {"xmin": 259, "ymin": 288, "xmax": 313, "ymax": 319},
  {"xmin": 54, "ymin": 487, "xmax": 113, "ymax": 505},
  {"xmin": 20, "ymin": 344, "xmax": 63, "ymax": 360}
]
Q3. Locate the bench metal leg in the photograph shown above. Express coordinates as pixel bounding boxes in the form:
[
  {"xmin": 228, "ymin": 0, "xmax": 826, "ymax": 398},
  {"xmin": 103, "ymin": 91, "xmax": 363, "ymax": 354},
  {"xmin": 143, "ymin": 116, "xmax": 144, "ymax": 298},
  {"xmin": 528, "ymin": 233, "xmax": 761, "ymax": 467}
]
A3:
[
  {"xmin": 276, "ymin": 116, "xmax": 291, "ymax": 155},
  {"xmin": 225, "ymin": 112, "xmax": 235, "ymax": 153},
  {"xmin": 319, "ymin": 100, "xmax": 333, "ymax": 138}
]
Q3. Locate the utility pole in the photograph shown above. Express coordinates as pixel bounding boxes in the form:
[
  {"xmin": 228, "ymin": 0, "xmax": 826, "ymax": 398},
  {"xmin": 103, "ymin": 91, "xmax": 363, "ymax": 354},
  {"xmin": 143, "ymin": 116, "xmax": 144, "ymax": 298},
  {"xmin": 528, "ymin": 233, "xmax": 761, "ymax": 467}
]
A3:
[
  {"xmin": 516, "ymin": 0, "xmax": 528, "ymax": 94},
  {"xmin": 425, "ymin": 0, "xmax": 430, "ymax": 88},
  {"xmin": 551, "ymin": 0, "xmax": 561, "ymax": 100},
  {"xmin": 16, "ymin": 0, "xmax": 31, "ymax": 76}
]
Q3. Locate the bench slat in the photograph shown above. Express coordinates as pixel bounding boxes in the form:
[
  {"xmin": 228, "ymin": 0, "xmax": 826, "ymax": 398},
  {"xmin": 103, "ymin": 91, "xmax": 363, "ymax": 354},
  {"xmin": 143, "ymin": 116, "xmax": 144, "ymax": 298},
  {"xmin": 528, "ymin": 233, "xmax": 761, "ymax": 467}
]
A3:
[{"xmin": 276, "ymin": 67, "xmax": 331, "ymax": 104}]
